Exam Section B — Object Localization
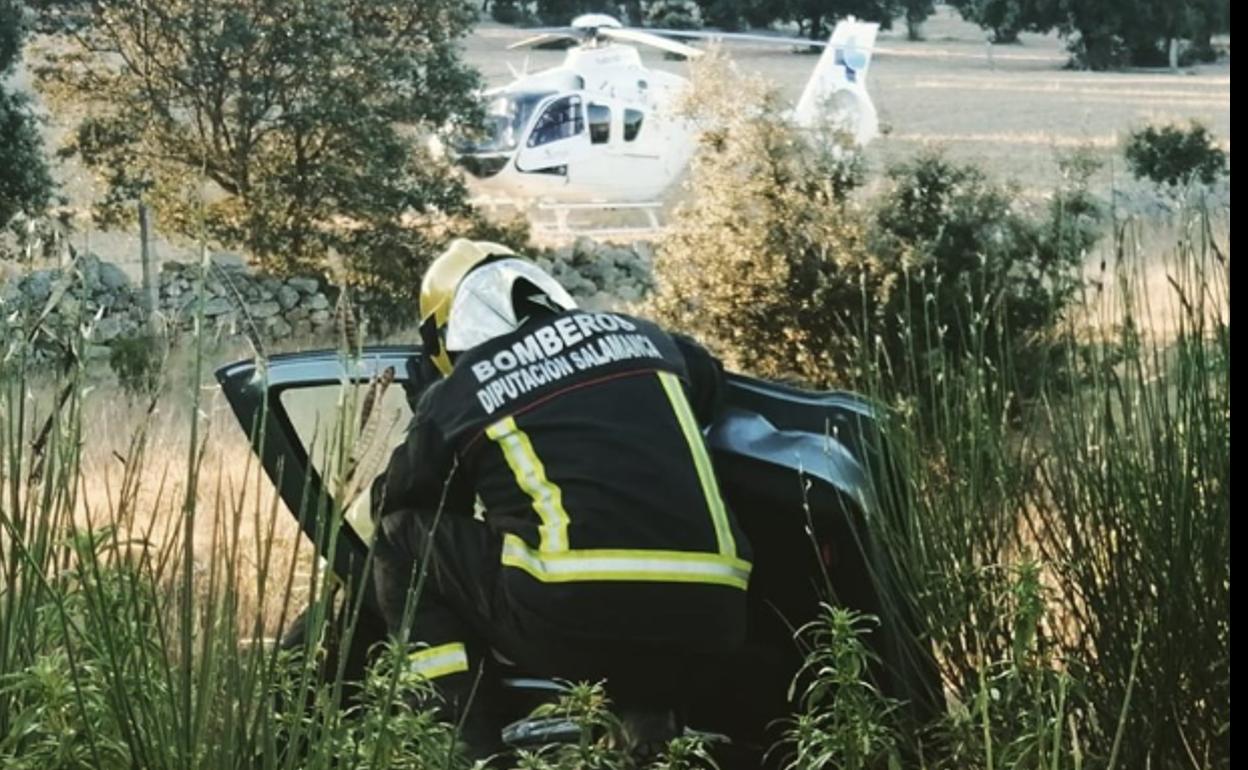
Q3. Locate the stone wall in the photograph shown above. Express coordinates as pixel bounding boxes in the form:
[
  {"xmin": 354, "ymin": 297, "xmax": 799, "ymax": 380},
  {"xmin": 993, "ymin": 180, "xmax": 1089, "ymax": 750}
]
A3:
[{"xmin": 1, "ymin": 239, "xmax": 656, "ymax": 362}]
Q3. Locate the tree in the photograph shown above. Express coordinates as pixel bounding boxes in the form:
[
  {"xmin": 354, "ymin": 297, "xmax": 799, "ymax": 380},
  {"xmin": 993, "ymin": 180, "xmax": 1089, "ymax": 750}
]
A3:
[
  {"xmin": 36, "ymin": 0, "xmax": 507, "ymax": 307},
  {"xmin": 900, "ymin": 0, "xmax": 934, "ymax": 40},
  {"xmin": 533, "ymin": 0, "xmax": 620, "ymax": 25},
  {"xmin": 1185, "ymin": 0, "xmax": 1229, "ymax": 62},
  {"xmin": 946, "ymin": 0, "xmax": 1059, "ymax": 43},
  {"xmin": 651, "ymin": 54, "xmax": 1093, "ymax": 396},
  {"xmin": 648, "ymin": 55, "xmax": 876, "ymax": 387},
  {"xmin": 952, "ymin": 0, "xmax": 1229, "ymax": 68},
  {"xmin": 788, "ymin": 0, "xmax": 898, "ymax": 41},
  {"xmin": 0, "ymin": 0, "xmax": 53, "ymax": 228}
]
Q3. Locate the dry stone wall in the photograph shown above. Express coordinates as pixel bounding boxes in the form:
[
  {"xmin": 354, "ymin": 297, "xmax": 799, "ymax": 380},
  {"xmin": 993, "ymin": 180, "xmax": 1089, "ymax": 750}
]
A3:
[{"xmin": 1, "ymin": 239, "xmax": 655, "ymax": 362}]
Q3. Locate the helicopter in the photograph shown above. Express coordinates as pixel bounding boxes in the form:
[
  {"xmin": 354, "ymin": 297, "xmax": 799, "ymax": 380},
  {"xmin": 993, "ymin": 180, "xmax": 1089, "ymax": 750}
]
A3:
[{"xmin": 449, "ymin": 14, "xmax": 880, "ymax": 227}]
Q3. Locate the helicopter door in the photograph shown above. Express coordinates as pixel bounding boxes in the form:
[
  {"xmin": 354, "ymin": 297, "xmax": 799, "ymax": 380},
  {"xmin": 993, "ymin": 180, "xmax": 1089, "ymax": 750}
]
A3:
[{"xmin": 515, "ymin": 95, "xmax": 590, "ymax": 179}]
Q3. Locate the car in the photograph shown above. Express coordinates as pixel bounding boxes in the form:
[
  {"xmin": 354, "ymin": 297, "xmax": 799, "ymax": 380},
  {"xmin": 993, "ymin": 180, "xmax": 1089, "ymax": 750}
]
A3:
[{"xmin": 216, "ymin": 346, "xmax": 941, "ymax": 766}]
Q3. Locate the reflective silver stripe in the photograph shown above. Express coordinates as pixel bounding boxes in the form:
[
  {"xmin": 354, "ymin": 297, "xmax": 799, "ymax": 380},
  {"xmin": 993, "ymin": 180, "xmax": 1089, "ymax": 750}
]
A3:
[
  {"xmin": 407, "ymin": 642, "xmax": 469, "ymax": 680},
  {"xmin": 501, "ymin": 534, "xmax": 751, "ymax": 589}
]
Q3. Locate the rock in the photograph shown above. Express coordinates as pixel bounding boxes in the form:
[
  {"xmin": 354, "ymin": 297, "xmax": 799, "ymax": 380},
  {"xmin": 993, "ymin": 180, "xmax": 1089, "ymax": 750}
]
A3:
[
  {"xmin": 265, "ymin": 317, "xmax": 292, "ymax": 339},
  {"xmin": 22, "ymin": 270, "xmax": 54, "ymax": 302},
  {"xmin": 260, "ymin": 277, "xmax": 282, "ymax": 293},
  {"xmin": 309, "ymin": 309, "xmax": 331, "ymax": 326},
  {"xmin": 98, "ymin": 261, "xmax": 130, "ymax": 291},
  {"xmin": 286, "ymin": 306, "xmax": 309, "ymax": 321},
  {"xmin": 287, "ymin": 277, "xmax": 319, "ymax": 295},
  {"xmin": 77, "ymin": 254, "xmax": 103, "ymax": 289},
  {"xmin": 248, "ymin": 300, "xmax": 281, "ymax": 319},
  {"xmin": 305, "ymin": 293, "xmax": 330, "ymax": 311},
  {"xmin": 84, "ymin": 344, "xmax": 112, "ymax": 361},
  {"xmin": 56, "ymin": 295, "xmax": 81, "ymax": 317},
  {"xmin": 615, "ymin": 283, "xmax": 642, "ymax": 304},
  {"xmin": 203, "ymin": 297, "xmax": 234, "ymax": 317},
  {"xmin": 291, "ymin": 320, "xmax": 313, "ymax": 337},
  {"xmin": 0, "ymin": 281, "xmax": 20, "ymax": 305},
  {"xmin": 572, "ymin": 236, "xmax": 597, "ymax": 260},
  {"xmin": 92, "ymin": 315, "xmax": 124, "ymax": 342},
  {"xmin": 211, "ymin": 252, "xmax": 247, "ymax": 270},
  {"xmin": 596, "ymin": 264, "xmax": 621, "ymax": 287},
  {"xmin": 276, "ymin": 285, "xmax": 300, "ymax": 310},
  {"xmin": 584, "ymin": 291, "xmax": 616, "ymax": 311}
]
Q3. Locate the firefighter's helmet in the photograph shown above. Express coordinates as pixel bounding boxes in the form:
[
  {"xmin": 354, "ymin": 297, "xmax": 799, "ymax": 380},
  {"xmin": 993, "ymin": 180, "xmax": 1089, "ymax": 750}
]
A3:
[{"xmin": 419, "ymin": 239, "xmax": 577, "ymax": 375}]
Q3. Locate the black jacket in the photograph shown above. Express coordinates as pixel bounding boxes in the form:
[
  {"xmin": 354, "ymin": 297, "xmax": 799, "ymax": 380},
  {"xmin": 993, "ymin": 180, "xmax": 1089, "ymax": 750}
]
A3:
[{"xmin": 374, "ymin": 310, "xmax": 751, "ymax": 643}]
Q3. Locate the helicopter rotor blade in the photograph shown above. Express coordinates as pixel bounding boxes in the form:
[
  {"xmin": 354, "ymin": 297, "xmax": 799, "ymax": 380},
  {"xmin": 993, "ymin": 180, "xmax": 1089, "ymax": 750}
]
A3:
[
  {"xmin": 507, "ymin": 30, "xmax": 579, "ymax": 50},
  {"xmin": 644, "ymin": 29, "xmax": 824, "ymax": 47},
  {"xmin": 599, "ymin": 27, "xmax": 705, "ymax": 58},
  {"xmin": 637, "ymin": 28, "xmax": 878, "ymax": 52}
]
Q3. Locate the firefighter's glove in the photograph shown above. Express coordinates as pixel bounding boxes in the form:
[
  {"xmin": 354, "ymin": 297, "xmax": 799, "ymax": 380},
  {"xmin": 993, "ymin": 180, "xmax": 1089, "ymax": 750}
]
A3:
[{"xmin": 402, "ymin": 353, "xmax": 441, "ymax": 413}]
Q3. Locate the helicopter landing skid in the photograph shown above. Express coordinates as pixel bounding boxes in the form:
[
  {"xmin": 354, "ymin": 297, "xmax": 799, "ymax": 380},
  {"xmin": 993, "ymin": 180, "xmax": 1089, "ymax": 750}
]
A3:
[
  {"xmin": 474, "ymin": 197, "xmax": 666, "ymax": 241},
  {"xmin": 535, "ymin": 201, "xmax": 665, "ymax": 239}
]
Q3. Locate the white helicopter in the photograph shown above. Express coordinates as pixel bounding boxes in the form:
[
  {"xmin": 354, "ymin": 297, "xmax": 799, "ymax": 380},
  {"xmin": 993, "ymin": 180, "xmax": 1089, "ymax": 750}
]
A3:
[{"xmin": 449, "ymin": 14, "xmax": 880, "ymax": 228}]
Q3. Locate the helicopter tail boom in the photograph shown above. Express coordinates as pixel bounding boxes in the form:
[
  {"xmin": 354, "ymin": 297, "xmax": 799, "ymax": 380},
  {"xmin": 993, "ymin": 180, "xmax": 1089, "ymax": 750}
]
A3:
[{"xmin": 793, "ymin": 18, "xmax": 880, "ymax": 144}]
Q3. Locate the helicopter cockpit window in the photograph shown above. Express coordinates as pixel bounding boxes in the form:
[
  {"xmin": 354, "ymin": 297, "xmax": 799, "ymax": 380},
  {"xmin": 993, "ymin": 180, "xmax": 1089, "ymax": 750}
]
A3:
[
  {"xmin": 455, "ymin": 91, "xmax": 552, "ymax": 155},
  {"xmin": 624, "ymin": 109, "xmax": 644, "ymax": 142},
  {"xmin": 528, "ymin": 96, "xmax": 584, "ymax": 148},
  {"xmin": 588, "ymin": 103, "xmax": 611, "ymax": 144}
]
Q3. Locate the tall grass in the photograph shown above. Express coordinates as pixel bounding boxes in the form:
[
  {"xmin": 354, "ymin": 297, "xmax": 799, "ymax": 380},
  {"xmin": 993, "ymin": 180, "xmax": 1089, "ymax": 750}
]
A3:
[
  {"xmin": 0, "ymin": 206, "xmax": 1230, "ymax": 769},
  {"xmin": 838, "ymin": 207, "xmax": 1230, "ymax": 769}
]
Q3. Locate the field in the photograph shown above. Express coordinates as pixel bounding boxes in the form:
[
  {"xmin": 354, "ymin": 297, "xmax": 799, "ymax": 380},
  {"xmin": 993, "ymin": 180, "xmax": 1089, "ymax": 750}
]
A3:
[{"xmin": 9, "ymin": 5, "xmax": 1231, "ymax": 270}]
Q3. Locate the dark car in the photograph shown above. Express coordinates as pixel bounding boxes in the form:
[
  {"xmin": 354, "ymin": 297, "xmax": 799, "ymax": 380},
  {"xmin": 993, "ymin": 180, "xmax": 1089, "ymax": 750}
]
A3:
[{"xmin": 216, "ymin": 346, "xmax": 940, "ymax": 766}]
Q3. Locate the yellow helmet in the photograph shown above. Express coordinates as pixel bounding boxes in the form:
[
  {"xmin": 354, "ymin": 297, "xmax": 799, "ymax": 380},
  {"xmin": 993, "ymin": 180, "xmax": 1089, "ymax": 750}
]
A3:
[{"xmin": 419, "ymin": 239, "xmax": 517, "ymax": 375}]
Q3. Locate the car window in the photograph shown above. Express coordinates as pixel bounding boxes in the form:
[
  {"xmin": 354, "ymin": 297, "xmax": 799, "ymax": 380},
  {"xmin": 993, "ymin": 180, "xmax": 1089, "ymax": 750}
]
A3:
[{"xmin": 280, "ymin": 381, "xmax": 412, "ymax": 543}]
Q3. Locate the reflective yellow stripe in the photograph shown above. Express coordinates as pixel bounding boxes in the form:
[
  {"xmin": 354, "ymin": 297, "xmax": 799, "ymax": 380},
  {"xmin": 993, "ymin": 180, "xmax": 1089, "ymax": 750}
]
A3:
[
  {"xmin": 486, "ymin": 416, "xmax": 570, "ymax": 552},
  {"xmin": 407, "ymin": 642, "xmax": 469, "ymax": 680},
  {"xmin": 657, "ymin": 372, "xmax": 736, "ymax": 559},
  {"xmin": 501, "ymin": 534, "xmax": 750, "ymax": 590}
]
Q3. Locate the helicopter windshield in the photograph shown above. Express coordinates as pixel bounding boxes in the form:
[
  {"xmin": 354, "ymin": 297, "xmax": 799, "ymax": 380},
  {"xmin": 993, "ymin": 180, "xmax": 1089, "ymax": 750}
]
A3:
[{"xmin": 457, "ymin": 91, "xmax": 554, "ymax": 155}]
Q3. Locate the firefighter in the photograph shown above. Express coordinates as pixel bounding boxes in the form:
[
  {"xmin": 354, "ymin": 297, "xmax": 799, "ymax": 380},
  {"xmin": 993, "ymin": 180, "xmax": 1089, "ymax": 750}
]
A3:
[{"xmin": 371, "ymin": 239, "xmax": 752, "ymax": 758}]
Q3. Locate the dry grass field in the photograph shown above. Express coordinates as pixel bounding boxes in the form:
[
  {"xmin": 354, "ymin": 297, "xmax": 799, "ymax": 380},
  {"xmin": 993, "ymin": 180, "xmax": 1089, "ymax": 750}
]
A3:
[{"xmin": 8, "ymin": 4, "xmax": 1230, "ymax": 271}]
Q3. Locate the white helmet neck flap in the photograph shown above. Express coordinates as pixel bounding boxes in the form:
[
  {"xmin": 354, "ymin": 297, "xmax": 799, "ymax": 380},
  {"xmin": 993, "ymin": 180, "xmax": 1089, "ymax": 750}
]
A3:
[{"xmin": 444, "ymin": 258, "xmax": 578, "ymax": 355}]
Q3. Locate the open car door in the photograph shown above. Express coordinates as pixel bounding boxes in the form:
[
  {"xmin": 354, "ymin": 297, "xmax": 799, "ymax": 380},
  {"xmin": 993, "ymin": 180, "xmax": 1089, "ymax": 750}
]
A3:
[{"xmin": 216, "ymin": 346, "xmax": 941, "ymax": 730}]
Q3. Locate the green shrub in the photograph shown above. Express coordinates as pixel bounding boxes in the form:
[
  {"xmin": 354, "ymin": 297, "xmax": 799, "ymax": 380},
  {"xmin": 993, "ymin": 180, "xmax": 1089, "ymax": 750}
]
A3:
[
  {"xmin": 645, "ymin": 0, "xmax": 702, "ymax": 29},
  {"xmin": 107, "ymin": 333, "xmax": 162, "ymax": 397},
  {"xmin": 490, "ymin": 0, "xmax": 535, "ymax": 25},
  {"xmin": 782, "ymin": 608, "xmax": 903, "ymax": 770},
  {"xmin": 1124, "ymin": 121, "xmax": 1228, "ymax": 188},
  {"xmin": 652, "ymin": 60, "xmax": 1093, "ymax": 402},
  {"xmin": 867, "ymin": 150, "xmax": 1094, "ymax": 401}
]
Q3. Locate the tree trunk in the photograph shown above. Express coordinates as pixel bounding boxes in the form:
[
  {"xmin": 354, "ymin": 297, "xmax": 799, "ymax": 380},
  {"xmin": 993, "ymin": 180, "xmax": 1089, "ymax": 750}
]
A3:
[
  {"xmin": 622, "ymin": 0, "xmax": 642, "ymax": 26},
  {"xmin": 992, "ymin": 25, "xmax": 1021, "ymax": 44},
  {"xmin": 139, "ymin": 200, "xmax": 158, "ymax": 333}
]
